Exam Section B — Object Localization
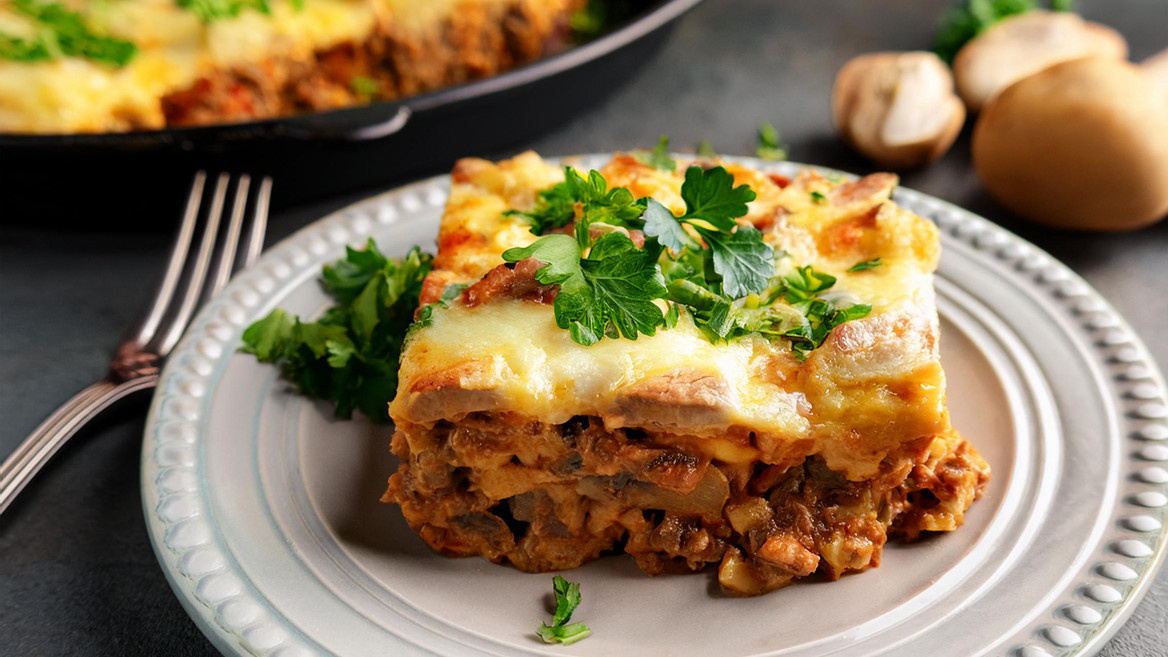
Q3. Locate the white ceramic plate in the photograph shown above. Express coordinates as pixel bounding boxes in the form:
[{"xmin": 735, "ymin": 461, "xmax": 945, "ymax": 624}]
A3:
[{"xmin": 142, "ymin": 156, "xmax": 1168, "ymax": 657}]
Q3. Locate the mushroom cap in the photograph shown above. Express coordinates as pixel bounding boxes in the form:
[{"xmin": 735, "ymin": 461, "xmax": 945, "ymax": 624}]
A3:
[
  {"xmin": 832, "ymin": 51, "xmax": 965, "ymax": 170},
  {"xmin": 972, "ymin": 57, "xmax": 1168, "ymax": 231},
  {"xmin": 1142, "ymin": 49, "xmax": 1168, "ymax": 107},
  {"xmin": 954, "ymin": 11, "xmax": 1128, "ymax": 111}
]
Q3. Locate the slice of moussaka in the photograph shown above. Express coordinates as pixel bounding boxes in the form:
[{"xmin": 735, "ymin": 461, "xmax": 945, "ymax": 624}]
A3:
[
  {"xmin": 0, "ymin": 0, "xmax": 582, "ymax": 133},
  {"xmin": 383, "ymin": 151, "xmax": 990, "ymax": 595}
]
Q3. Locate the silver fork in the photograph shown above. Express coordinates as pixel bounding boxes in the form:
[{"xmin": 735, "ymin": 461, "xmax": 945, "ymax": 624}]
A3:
[{"xmin": 0, "ymin": 172, "xmax": 272, "ymax": 515}]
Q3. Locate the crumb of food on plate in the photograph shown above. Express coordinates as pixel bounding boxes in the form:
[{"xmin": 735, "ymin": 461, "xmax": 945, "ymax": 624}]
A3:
[
  {"xmin": 951, "ymin": 10, "xmax": 1127, "ymax": 111},
  {"xmin": 381, "ymin": 150, "xmax": 991, "ymax": 596},
  {"xmin": 832, "ymin": 51, "xmax": 965, "ymax": 169},
  {"xmin": 972, "ymin": 56, "xmax": 1168, "ymax": 230},
  {"xmin": 536, "ymin": 576, "xmax": 592, "ymax": 645}
]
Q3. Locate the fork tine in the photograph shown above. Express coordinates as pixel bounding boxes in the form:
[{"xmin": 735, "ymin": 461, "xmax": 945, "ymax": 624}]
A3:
[
  {"xmin": 239, "ymin": 176, "xmax": 272, "ymax": 270},
  {"xmin": 199, "ymin": 174, "xmax": 251, "ymax": 309},
  {"xmin": 152, "ymin": 173, "xmax": 230, "ymax": 356},
  {"xmin": 126, "ymin": 171, "xmax": 206, "ymax": 348}
]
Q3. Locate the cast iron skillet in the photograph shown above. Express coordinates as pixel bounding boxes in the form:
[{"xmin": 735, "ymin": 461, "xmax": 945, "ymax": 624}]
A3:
[{"xmin": 0, "ymin": 0, "xmax": 703, "ymax": 224}]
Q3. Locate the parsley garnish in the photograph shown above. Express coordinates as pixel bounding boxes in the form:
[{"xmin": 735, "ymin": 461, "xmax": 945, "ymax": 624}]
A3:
[
  {"xmin": 696, "ymin": 139, "xmax": 716, "ymax": 158},
  {"xmin": 177, "ymin": 0, "xmax": 272, "ymax": 22},
  {"xmin": 1, "ymin": 0, "xmax": 137, "ymax": 67},
  {"xmin": 774, "ymin": 265, "xmax": 872, "ymax": 359},
  {"xmin": 934, "ymin": 0, "xmax": 1075, "ymax": 64},
  {"xmin": 503, "ymin": 232, "xmax": 666, "ymax": 346},
  {"xmin": 634, "ymin": 134, "xmax": 677, "ymax": 171},
  {"xmin": 506, "ymin": 167, "xmax": 646, "ymax": 241},
  {"xmin": 0, "ymin": 34, "xmax": 50, "ymax": 63},
  {"xmin": 569, "ymin": 0, "xmax": 638, "ymax": 41},
  {"xmin": 848, "ymin": 257, "xmax": 882, "ymax": 272},
  {"xmin": 756, "ymin": 122, "xmax": 788, "ymax": 161},
  {"xmin": 644, "ymin": 165, "xmax": 772, "ymax": 298},
  {"xmin": 240, "ymin": 242, "xmax": 432, "ymax": 422},
  {"xmin": 810, "ymin": 191, "xmax": 827, "ymax": 205},
  {"xmin": 537, "ymin": 576, "xmax": 591, "ymax": 645},
  {"xmin": 510, "ymin": 165, "xmax": 867, "ymax": 356},
  {"xmin": 351, "ymin": 75, "xmax": 379, "ymax": 100}
]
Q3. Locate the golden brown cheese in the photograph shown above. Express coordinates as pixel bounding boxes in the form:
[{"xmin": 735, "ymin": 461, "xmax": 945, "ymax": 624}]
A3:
[{"xmin": 393, "ymin": 152, "xmax": 947, "ymax": 480}]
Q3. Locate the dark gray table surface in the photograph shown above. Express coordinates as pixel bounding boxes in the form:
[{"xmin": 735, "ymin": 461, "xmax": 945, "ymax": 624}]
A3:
[{"xmin": 2, "ymin": 0, "xmax": 1165, "ymax": 655}]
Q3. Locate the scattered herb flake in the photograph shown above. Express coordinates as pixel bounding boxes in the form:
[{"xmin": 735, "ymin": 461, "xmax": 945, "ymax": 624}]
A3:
[
  {"xmin": 755, "ymin": 122, "xmax": 788, "ymax": 161},
  {"xmin": 537, "ymin": 576, "xmax": 591, "ymax": 645},
  {"xmin": 810, "ymin": 191, "xmax": 827, "ymax": 205},
  {"xmin": 634, "ymin": 134, "xmax": 677, "ymax": 171},
  {"xmin": 569, "ymin": 0, "xmax": 638, "ymax": 41},
  {"xmin": 848, "ymin": 257, "xmax": 883, "ymax": 272},
  {"xmin": 696, "ymin": 139, "xmax": 716, "ymax": 158},
  {"xmin": 351, "ymin": 75, "xmax": 379, "ymax": 100}
]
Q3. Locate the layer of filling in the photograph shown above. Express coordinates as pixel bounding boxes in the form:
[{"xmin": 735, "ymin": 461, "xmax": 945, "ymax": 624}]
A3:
[{"xmin": 384, "ymin": 412, "xmax": 989, "ymax": 595}]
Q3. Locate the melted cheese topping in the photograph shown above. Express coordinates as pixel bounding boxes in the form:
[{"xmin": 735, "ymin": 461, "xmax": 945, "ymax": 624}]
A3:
[
  {"xmin": 394, "ymin": 152, "xmax": 952, "ymax": 479},
  {"xmin": 0, "ymin": 0, "xmax": 534, "ymax": 133},
  {"xmin": 405, "ymin": 301, "xmax": 810, "ymax": 435}
]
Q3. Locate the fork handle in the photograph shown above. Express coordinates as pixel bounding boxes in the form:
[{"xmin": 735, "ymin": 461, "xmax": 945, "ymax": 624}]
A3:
[{"xmin": 0, "ymin": 376, "xmax": 158, "ymax": 515}]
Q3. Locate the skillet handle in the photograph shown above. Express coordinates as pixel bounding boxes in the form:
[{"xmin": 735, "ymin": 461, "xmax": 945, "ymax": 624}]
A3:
[{"xmin": 281, "ymin": 105, "xmax": 412, "ymax": 142}]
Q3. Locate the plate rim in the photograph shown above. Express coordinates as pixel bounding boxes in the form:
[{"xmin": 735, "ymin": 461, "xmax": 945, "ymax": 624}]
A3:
[{"xmin": 140, "ymin": 154, "xmax": 1168, "ymax": 657}]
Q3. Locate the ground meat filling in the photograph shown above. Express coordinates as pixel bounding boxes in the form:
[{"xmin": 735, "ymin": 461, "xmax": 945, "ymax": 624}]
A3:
[
  {"xmin": 461, "ymin": 258, "xmax": 558, "ymax": 307},
  {"xmin": 383, "ymin": 413, "xmax": 989, "ymax": 595}
]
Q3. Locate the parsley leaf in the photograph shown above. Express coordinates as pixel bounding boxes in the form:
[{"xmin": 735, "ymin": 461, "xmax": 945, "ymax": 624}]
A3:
[
  {"xmin": 634, "ymin": 134, "xmax": 677, "ymax": 171},
  {"xmin": 773, "ymin": 265, "xmax": 872, "ymax": 359},
  {"xmin": 641, "ymin": 198, "xmax": 695, "ymax": 253},
  {"xmin": 848, "ymin": 257, "xmax": 883, "ymax": 272},
  {"xmin": 696, "ymin": 224, "xmax": 773, "ymax": 300},
  {"xmin": 3, "ymin": 0, "xmax": 137, "ymax": 67},
  {"xmin": 756, "ymin": 122, "xmax": 788, "ymax": 161},
  {"xmin": 506, "ymin": 167, "xmax": 646, "ymax": 240},
  {"xmin": 696, "ymin": 139, "xmax": 717, "ymax": 158},
  {"xmin": 642, "ymin": 165, "xmax": 771, "ymax": 299},
  {"xmin": 679, "ymin": 165, "xmax": 757, "ymax": 231},
  {"xmin": 241, "ymin": 243, "xmax": 432, "ymax": 422},
  {"xmin": 503, "ymin": 232, "xmax": 666, "ymax": 346},
  {"xmin": 810, "ymin": 191, "xmax": 827, "ymax": 205},
  {"xmin": 537, "ymin": 576, "xmax": 591, "ymax": 645},
  {"xmin": 551, "ymin": 575, "xmax": 582, "ymax": 625}
]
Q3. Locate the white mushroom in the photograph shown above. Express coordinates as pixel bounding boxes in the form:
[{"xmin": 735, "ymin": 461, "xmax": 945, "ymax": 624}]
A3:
[
  {"xmin": 832, "ymin": 51, "xmax": 965, "ymax": 170},
  {"xmin": 972, "ymin": 57, "xmax": 1168, "ymax": 231},
  {"xmin": 953, "ymin": 11, "xmax": 1127, "ymax": 111},
  {"xmin": 1142, "ymin": 49, "xmax": 1168, "ymax": 107}
]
